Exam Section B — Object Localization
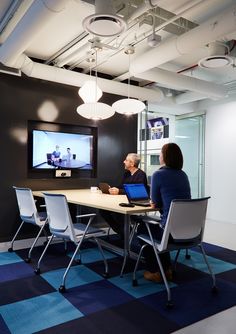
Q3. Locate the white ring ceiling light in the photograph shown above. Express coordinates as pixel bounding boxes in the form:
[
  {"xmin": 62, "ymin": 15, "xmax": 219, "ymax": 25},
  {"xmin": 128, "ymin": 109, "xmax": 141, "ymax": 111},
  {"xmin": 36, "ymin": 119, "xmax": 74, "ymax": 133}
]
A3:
[
  {"xmin": 198, "ymin": 55, "xmax": 233, "ymax": 68},
  {"xmin": 83, "ymin": 14, "xmax": 127, "ymax": 37}
]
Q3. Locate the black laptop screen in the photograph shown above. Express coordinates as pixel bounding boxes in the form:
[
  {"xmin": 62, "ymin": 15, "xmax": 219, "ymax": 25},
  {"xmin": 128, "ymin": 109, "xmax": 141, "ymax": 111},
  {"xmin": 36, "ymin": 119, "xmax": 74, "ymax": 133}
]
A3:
[{"xmin": 123, "ymin": 184, "xmax": 149, "ymax": 200}]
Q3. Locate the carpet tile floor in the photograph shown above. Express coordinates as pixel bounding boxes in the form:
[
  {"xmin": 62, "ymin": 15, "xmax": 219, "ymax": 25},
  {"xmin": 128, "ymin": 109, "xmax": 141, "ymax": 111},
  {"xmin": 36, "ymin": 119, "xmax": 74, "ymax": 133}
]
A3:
[{"xmin": 0, "ymin": 240, "xmax": 236, "ymax": 334}]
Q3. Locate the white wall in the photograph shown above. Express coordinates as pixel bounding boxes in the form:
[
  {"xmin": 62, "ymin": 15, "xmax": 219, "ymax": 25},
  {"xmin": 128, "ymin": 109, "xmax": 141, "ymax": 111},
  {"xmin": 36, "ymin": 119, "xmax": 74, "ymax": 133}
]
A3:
[{"xmin": 205, "ymin": 101, "xmax": 236, "ymax": 225}]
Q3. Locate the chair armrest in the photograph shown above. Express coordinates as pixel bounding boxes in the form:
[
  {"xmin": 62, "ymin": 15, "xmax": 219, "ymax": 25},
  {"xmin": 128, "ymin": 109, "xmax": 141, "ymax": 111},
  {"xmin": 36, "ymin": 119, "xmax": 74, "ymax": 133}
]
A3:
[
  {"xmin": 76, "ymin": 213, "xmax": 96, "ymax": 219},
  {"xmin": 142, "ymin": 217, "xmax": 161, "ymax": 225}
]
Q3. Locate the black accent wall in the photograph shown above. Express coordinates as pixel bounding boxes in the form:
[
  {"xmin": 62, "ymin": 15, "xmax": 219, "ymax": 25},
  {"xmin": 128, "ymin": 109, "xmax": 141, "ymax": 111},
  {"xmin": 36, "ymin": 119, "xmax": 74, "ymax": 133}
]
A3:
[{"xmin": 0, "ymin": 73, "xmax": 137, "ymax": 242}]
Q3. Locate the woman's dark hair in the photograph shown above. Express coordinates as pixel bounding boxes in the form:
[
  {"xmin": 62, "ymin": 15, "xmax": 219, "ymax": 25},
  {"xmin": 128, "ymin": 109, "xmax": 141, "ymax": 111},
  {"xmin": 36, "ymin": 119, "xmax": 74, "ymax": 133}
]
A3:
[{"xmin": 161, "ymin": 143, "xmax": 183, "ymax": 170}]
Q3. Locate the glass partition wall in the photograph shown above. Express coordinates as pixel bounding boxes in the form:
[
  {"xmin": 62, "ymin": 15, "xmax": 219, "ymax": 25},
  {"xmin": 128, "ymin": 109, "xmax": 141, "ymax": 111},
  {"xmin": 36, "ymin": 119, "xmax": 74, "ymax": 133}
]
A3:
[
  {"xmin": 175, "ymin": 113, "xmax": 205, "ymax": 198},
  {"xmin": 137, "ymin": 108, "xmax": 205, "ymax": 198}
]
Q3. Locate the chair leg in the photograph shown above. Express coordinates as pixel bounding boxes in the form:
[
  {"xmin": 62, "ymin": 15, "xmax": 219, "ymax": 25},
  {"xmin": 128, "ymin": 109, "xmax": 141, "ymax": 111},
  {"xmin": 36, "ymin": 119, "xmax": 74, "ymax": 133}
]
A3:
[
  {"xmin": 199, "ymin": 244, "xmax": 217, "ymax": 289},
  {"xmin": 94, "ymin": 237, "xmax": 109, "ymax": 277},
  {"xmin": 60, "ymin": 242, "xmax": 82, "ymax": 292},
  {"xmin": 152, "ymin": 247, "xmax": 173, "ymax": 308},
  {"xmin": 120, "ymin": 253, "xmax": 128, "ymax": 278},
  {"xmin": 132, "ymin": 244, "xmax": 146, "ymax": 286},
  {"xmin": 129, "ymin": 222, "xmax": 139, "ymax": 246},
  {"xmin": 8, "ymin": 221, "xmax": 24, "ymax": 252},
  {"xmin": 34, "ymin": 235, "xmax": 54, "ymax": 274},
  {"xmin": 185, "ymin": 249, "xmax": 191, "ymax": 259},
  {"xmin": 173, "ymin": 249, "xmax": 181, "ymax": 271},
  {"xmin": 26, "ymin": 223, "xmax": 47, "ymax": 262}
]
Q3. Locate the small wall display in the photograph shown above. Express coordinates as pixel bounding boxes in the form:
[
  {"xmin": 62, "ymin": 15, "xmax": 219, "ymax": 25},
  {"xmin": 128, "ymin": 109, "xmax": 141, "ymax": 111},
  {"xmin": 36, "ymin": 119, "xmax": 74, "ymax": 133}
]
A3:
[{"xmin": 147, "ymin": 117, "xmax": 169, "ymax": 140}]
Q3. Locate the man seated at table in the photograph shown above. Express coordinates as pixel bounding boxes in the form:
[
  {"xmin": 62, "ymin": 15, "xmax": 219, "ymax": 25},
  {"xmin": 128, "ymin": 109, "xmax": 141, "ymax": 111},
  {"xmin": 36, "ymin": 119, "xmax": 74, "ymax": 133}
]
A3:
[
  {"xmin": 100, "ymin": 153, "xmax": 148, "ymax": 239},
  {"xmin": 51, "ymin": 145, "xmax": 61, "ymax": 162}
]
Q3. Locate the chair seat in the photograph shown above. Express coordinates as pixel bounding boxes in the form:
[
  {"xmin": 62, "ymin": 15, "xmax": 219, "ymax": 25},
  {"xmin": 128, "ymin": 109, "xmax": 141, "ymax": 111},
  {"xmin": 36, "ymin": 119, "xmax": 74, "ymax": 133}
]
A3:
[
  {"xmin": 74, "ymin": 223, "xmax": 106, "ymax": 237},
  {"xmin": 138, "ymin": 233, "xmax": 201, "ymax": 252}
]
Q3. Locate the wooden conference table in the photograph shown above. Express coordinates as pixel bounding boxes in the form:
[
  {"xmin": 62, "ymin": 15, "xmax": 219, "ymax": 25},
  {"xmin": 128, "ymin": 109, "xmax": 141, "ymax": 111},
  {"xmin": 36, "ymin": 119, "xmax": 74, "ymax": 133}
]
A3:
[{"xmin": 33, "ymin": 188, "xmax": 156, "ymax": 273}]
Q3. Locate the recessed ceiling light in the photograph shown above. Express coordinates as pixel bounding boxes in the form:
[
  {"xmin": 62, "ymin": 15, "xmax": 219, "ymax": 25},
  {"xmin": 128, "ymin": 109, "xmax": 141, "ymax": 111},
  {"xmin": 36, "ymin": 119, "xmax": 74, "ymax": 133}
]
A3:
[
  {"xmin": 198, "ymin": 55, "xmax": 233, "ymax": 68},
  {"xmin": 83, "ymin": 14, "xmax": 126, "ymax": 37}
]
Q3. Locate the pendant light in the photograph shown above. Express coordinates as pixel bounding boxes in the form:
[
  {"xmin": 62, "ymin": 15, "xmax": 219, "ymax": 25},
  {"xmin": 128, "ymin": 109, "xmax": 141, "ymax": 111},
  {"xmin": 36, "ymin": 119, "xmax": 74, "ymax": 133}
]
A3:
[
  {"xmin": 112, "ymin": 46, "xmax": 145, "ymax": 115},
  {"xmin": 77, "ymin": 49, "xmax": 114, "ymax": 120}
]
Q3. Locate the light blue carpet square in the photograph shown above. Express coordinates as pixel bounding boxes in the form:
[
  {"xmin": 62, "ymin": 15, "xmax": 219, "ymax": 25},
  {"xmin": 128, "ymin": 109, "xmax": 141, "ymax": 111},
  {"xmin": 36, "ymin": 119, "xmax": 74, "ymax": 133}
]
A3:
[
  {"xmin": 68, "ymin": 247, "xmax": 117, "ymax": 263},
  {"xmin": 42, "ymin": 264, "xmax": 103, "ymax": 290},
  {"xmin": 171, "ymin": 249, "xmax": 236, "ymax": 274},
  {"xmin": 0, "ymin": 291, "xmax": 83, "ymax": 334},
  {"xmin": 0, "ymin": 251, "xmax": 23, "ymax": 265},
  {"xmin": 109, "ymin": 270, "xmax": 176, "ymax": 298}
]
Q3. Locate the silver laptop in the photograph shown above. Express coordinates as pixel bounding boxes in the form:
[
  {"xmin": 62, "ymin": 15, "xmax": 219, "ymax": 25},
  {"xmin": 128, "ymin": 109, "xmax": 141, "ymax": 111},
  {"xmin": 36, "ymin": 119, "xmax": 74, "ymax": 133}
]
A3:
[{"xmin": 123, "ymin": 183, "xmax": 150, "ymax": 207}]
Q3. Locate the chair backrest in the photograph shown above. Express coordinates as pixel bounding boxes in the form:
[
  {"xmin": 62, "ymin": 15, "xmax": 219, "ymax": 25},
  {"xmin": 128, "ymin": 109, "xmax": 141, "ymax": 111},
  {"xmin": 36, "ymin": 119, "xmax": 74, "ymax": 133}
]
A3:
[
  {"xmin": 13, "ymin": 186, "xmax": 40, "ymax": 225},
  {"xmin": 160, "ymin": 197, "xmax": 210, "ymax": 251},
  {"xmin": 43, "ymin": 193, "xmax": 76, "ymax": 242}
]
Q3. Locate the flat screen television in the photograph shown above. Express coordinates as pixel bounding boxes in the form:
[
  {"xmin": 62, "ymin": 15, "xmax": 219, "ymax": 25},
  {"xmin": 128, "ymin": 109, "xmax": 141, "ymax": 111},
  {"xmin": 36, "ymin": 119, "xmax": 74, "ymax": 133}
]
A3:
[{"xmin": 28, "ymin": 120, "xmax": 97, "ymax": 178}]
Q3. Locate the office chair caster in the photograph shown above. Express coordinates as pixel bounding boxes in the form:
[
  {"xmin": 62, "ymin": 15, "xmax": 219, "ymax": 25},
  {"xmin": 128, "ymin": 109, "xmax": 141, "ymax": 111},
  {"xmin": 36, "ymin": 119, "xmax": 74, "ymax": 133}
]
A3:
[
  {"xmin": 212, "ymin": 286, "xmax": 218, "ymax": 294},
  {"xmin": 24, "ymin": 258, "xmax": 31, "ymax": 263},
  {"xmin": 59, "ymin": 285, "xmax": 66, "ymax": 293},
  {"xmin": 8, "ymin": 247, "xmax": 13, "ymax": 252},
  {"xmin": 74, "ymin": 259, "xmax": 81, "ymax": 264},
  {"xmin": 166, "ymin": 301, "xmax": 174, "ymax": 309},
  {"xmin": 34, "ymin": 268, "xmax": 41, "ymax": 275},
  {"xmin": 132, "ymin": 279, "xmax": 138, "ymax": 287},
  {"xmin": 102, "ymin": 272, "xmax": 109, "ymax": 278}
]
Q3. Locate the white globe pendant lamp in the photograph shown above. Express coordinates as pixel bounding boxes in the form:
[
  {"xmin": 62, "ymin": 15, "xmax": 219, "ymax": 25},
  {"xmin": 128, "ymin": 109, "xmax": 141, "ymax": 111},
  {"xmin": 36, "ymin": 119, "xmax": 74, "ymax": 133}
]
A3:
[
  {"xmin": 112, "ymin": 47, "xmax": 145, "ymax": 115},
  {"xmin": 77, "ymin": 50, "xmax": 114, "ymax": 120},
  {"xmin": 76, "ymin": 102, "xmax": 115, "ymax": 120},
  {"xmin": 112, "ymin": 98, "xmax": 145, "ymax": 115},
  {"xmin": 78, "ymin": 80, "xmax": 102, "ymax": 103}
]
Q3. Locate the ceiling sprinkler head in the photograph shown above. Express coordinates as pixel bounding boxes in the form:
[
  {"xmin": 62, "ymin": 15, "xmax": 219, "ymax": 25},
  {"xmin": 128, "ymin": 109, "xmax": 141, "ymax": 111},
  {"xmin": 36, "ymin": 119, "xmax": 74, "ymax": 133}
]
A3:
[{"xmin": 124, "ymin": 45, "xmax": 135, "ymax": 55}]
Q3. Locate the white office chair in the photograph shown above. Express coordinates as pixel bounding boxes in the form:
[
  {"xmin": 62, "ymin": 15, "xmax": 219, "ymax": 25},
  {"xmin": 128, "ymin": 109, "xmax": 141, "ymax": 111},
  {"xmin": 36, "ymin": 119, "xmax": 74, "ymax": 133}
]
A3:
[
  {"xmin": 9, "ymin": 186, "xmax": 48, "ymax": 262},
  {"xmin": 35, "ymin": 193, "xmax": 109, "ymax": 292},
  {"xmin": 132, "ymin": 197, "xmax": 217, "ymax": 308}
]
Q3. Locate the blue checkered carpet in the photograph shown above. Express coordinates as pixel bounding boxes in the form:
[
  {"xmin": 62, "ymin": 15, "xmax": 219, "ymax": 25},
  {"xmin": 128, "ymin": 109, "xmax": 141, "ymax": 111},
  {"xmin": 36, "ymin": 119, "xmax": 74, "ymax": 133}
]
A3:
[{"xmin": 0, "ymin": 239, "xmax": 236, "ymax": 334}]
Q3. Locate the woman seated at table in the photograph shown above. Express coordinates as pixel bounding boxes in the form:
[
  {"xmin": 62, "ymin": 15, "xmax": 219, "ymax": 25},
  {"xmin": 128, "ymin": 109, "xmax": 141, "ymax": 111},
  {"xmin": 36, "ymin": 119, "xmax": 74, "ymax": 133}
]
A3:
[{"xmin": 138, "ymin": 143, "xmax": 191, "ymax": 283}]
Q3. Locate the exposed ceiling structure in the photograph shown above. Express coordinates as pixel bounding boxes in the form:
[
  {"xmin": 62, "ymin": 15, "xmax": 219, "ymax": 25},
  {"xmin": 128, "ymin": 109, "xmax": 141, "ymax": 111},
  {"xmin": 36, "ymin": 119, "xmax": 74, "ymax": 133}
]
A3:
[{"xmin": 1, "ymin": 0, "xmax": 236, "ymax": 115}]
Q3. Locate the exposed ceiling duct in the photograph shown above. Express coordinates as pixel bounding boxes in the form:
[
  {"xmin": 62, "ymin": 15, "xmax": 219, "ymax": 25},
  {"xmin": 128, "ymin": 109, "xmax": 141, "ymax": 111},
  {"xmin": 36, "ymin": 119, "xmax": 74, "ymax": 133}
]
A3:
[
  {"xmin": 15, "ymin": 53, "xmax": 163, "ymax": 102},
  {"xmin": 130, "ymin": 3, "xmax": 236, "ymax": 75},
  {"xmin": 0, "ymin": 0, "xmax": 234, "ymax": 108},
  {"xmin": 135, "ymin": 68, "xmax": 228, "ymax": 99},
  {"xmin": 0, "ymin": 0, "xmax": 163, "ymax": 102},
  {"xmin": 0, "ymin": 0, "xmax": 68, "ymax": 67}
]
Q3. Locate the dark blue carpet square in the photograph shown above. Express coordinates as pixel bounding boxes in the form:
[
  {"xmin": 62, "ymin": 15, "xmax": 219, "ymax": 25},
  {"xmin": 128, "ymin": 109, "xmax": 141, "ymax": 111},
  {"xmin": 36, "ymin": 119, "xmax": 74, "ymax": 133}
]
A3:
[
  {"xmin": 36, "ymin": 299, "xmax": 180, "ymax": 334},
  {"xmin": 217, "ymin": 268, "xmax": 236, "ymax": 284},
  {"xmin": 0, "ymin": 315, "xmax": 11, "ymax": 334},
  {"xmin": 0, "ymin": 261, "xmax": 33, "ymax": 283},
  {"xmin": 0, "ymin": 274, "xmax": 55, "ymax": 306},
  {"xmin": 64, "ymin": 279, "xmax": 134, "ymax": 315},
  {"xmin": 141, "ymin": 277, "xmax": 236, "ymax": 327},
  {"xmin": 86, "ymin": 256, "xmax": 140, "ymax": 278},
  {"xmin": 16, "ymin": 246, "xmax": 75, "ymax": 272}
]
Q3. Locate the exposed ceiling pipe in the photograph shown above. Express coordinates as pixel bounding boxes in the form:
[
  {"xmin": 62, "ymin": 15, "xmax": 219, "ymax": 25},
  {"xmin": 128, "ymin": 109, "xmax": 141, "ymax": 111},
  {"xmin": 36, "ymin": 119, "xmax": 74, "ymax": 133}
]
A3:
[
  {"xmin": 0, "ymin": 0, "xmax": 35, "ymax": 42},
  {"xmin": 174, "ymin": 92, "xmax": 208, "ymax": 104},
  {"xmin": 127, "ymin": 0, "xmax": 162, "ymax": 22},
  {"xmin": 0, "ymin": 0, "xmax": 68, "ymax": 67},
  {"xmin": 0, "ymin": 0, "xmax": 22, "ymax": 34},
  {"xmin": 130, "ymin": 3, "xmax": 236, "ymax": 75},
  {"xmin": 15, "ymin": 53, "xmax": 164, "ymax": 102},
  {"xmin": 135, "ymin": 68, "xmax": 227, "ymax": 99}
]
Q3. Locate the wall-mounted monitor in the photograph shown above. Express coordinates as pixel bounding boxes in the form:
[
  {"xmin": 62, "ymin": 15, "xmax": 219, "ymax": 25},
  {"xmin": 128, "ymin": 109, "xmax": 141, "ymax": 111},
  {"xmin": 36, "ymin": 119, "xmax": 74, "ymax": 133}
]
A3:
[{"xmin": 28, "ymin": 120, "xmax": 97, "ymax": 178}]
